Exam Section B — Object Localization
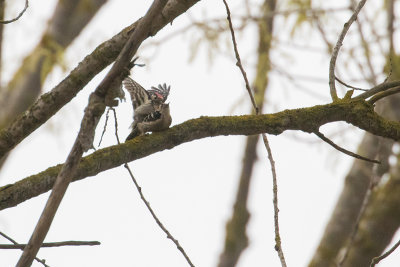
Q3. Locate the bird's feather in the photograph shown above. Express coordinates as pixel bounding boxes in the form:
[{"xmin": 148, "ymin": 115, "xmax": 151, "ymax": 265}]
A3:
[
  {"xmin": 122, "ymin": 77, "xmax": 151, "ymax": 111},
  {"xmin": 148, "ymin": 83, "xmax": 170, "ymax": 102}
]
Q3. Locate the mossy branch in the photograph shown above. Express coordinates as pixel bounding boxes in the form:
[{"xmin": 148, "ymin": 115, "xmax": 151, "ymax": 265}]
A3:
[
  {"xmin": 1, "ymin": 99, "xmax": 400, "ymax": 211},
  {"xmin": 0, "ymin": 0, "xmax": 200, "ymax": 159}
]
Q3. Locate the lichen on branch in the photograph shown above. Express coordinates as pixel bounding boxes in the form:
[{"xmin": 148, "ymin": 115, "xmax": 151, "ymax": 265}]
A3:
[{"xmin": 1, "ymin": 98, "xmax": 399, "ymax": 211}]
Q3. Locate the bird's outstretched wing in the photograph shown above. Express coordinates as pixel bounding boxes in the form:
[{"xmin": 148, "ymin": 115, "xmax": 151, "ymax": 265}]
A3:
[
  {"xmin": 122, "ymin": 77, "xmax": 151, "ymax": 111},
  {"xmin": 148, "ymin": 83, "xmax": 170, "ymax": 102}
]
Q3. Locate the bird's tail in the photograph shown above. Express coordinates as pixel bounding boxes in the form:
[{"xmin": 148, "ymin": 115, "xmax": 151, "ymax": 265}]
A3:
[{"xmin": 126, "ymin": 125, "xmax": 140, "ymax": 141}]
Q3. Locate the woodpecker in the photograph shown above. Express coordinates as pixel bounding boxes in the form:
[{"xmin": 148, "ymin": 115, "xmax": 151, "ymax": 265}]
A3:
[{"xmin": 122, "ymin": 77, "xmax": 172, "ymax": 141}]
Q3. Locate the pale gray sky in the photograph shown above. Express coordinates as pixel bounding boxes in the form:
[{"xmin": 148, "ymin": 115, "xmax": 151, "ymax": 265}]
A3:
[{"xmin": 1, "ymin": 1, "xmax": 399, "ymax": 267}]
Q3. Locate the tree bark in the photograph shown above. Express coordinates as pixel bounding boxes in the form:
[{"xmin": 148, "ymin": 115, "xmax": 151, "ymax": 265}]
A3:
[
  {"xmin": 1, "ymin": 99, "xmax": 400, "ymax": 211},
  {"xmin": 0, "ymin": 0, "xmax": 108, "ymax": 169},
  {"xmin": 0, "ymin": 0, "xmax": 200, "ymax": 161}
]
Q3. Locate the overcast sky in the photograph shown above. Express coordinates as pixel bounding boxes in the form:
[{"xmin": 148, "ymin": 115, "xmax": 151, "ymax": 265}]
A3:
[{"xmin": 1, "ymin": 1, "xmax": 399, "ymax": 267}]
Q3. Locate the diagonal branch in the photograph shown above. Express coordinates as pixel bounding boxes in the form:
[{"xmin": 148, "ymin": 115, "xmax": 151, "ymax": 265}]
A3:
[
  {"xmin": 370, "ymin": 238, "xmax": 400, "ymax": 266},
  {"xmin": 222, "ymin": 0, "xmax": 258, "ymax": 113},
  {"xmin": 354, "ymin": 80, "xmax": 400, "ymax": 100},
  {"xmin": 335, "ymin": 76, "xmax": 368, "ymax": 91},
  {"xmin": 368, "ymin": 86, "xmax": 400, "ymax": 104},
  {"xmin": 111, "ymin": 109, "xmax": 195, "ymax": 266},
  {"xmin": 314, "ymin": 131, "xmax": 380, "ymax": 163},
  {"xmin": 0, "ymin": 0, "xmax": 108, "ymax": 130},
  {"xmin": 124, "ymin": 163, "xmax": 195, "ymax": 267},
  {"xmin": 2, "ymin": 99, "xmax": 400, "ymax": 212},
  {"xmin": 218, "ymin": 0, "xmax": 276, "ymax": 265},
  {"xmin": 329, "ymin": 0, "xmax": 367, "ymax": 101},
  {"xmin": 15, "ymin": 1, "xmax": 169, "ymax": 266},
  {"xmin": 0, "ymin": 231, "xmax": 49, "ymax": 267},
  {"xmin": 0, "ymin": 0, "xmax": 109, "ymax": 170},
  {"xmin": 0, "ymin": 0, "xmax": 200, "ymax": 160},
  {"xmin": 222, "ymin": 0, "xmax": 285, "ymax": 265}
]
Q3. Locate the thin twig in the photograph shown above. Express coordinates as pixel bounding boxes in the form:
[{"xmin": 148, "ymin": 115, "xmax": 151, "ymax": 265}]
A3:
[
  {"xmin": 370, "ymin": 238, "xmax": 400, "ymax": 266},
  {"xmin": 98, "ymin": 108, "xmax": 111, "ymax": 147},
  {"xmin": 329, "ymin": 0, "xmax": 367, "ymax": 101},
  {"xmin": 0, "ymin": 241, "xmax": 100, "ymax": 249},
  {"xmin": 335, "ymin": 76, "xmax": 368, "ymax": 91},
  {"xmin": 144, "ymin": 6, "xmax": 349, "ymax": 52},
  {"xmin": 15, "ymin": 1, "xmax": 169, "ymax": 266},
  {"xmin": 111, "ymin": 108, "xmax": 121, "ymax": 144},
  {"xmin": 222, "ymin": 1, "xmax": 287, "ymax": 266},
  {"xmin": 314, "ymin": 131, "xmax": 380, "ymax": 164},
  {"xmin": 124, "ymin": 164, "xmax": 195, "ymax": 267},
  {"xmin": 368, "ymin": 86, "xmax": 400, "ymax": 104},
  {"xmin": 0, "ymin": 231, "xmax": 49, "ymax": 267},
  {"xmin": 222, "ymin": 0, "xmax": 258, "ymax": 113},
  {"xmin": 111, "ymin": 109, "xmax": 195, "ymax": 267},
  {"xmin": 261, "ymin": 133, "xmax": 286, "ymax": 264},
  {"xmin": 0, "ymin": 0, "xmax": 28, "ymax": 24}
]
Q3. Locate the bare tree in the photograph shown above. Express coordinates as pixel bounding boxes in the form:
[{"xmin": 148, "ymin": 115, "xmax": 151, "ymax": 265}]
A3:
[{"xmin": 1, "ymin": 1, "xmax": 400, "ymax": 266}]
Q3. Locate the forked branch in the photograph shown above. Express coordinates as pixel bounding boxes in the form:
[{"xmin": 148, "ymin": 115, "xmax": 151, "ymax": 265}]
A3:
[
  {"xmin": 16, "ymin": 1, "xmax": 169, "ymax": 266},
  {"xmin": 2, "ymin": 99, "xmax": 400, "ymax": 212}
]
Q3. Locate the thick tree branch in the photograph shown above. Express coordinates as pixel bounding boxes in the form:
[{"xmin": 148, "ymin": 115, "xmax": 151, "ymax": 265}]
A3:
[
  {"xmin": 368, "ymin": 86, "xmax": 400, "ymax": 104},
  {"xmin": 222, "ymin": 0, "xmax": 286, "ymax": 265},
  {"xmin": 15, "ymin": 1, "xmax": 169, "ymax": 266},
  {"xmin": 219, "ymin": 0, "xmax": 275, "ymax": 265},
  {"xmin": 0, "ymin": 0, "xmax": 200, "ymax": 159},
  {"xmin": 0, "ymin": 0, "xmax": 108, "ymax": 129},
  {"xmin": 0, "ymin": 0, "xmax": 108, "ymax": 170},
  {"xmin": 1, "ymin": 99, "xmax": 400, "ymax": 211},
  {"xmin": 309, "ymin": 93, "xmax": 400, "ymax": 266},
  {"xmin": 354, "ymin": 80, "xmax": 400, "ymax": 100}
]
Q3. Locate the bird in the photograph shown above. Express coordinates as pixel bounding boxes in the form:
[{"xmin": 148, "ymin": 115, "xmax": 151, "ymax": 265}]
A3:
[
  {"xmin": 127, "ymin": 103, "xmax": 172, "ymax": 140},
  {"xmin": 122, "ymin": 77, "xmax": 172, "ymax": 141}
]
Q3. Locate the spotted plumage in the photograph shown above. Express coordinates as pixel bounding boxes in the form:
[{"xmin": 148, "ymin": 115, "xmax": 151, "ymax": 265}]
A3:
[{"xmin": 122, "ymin": 77, "xmax": 172, "ymax": 141}]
